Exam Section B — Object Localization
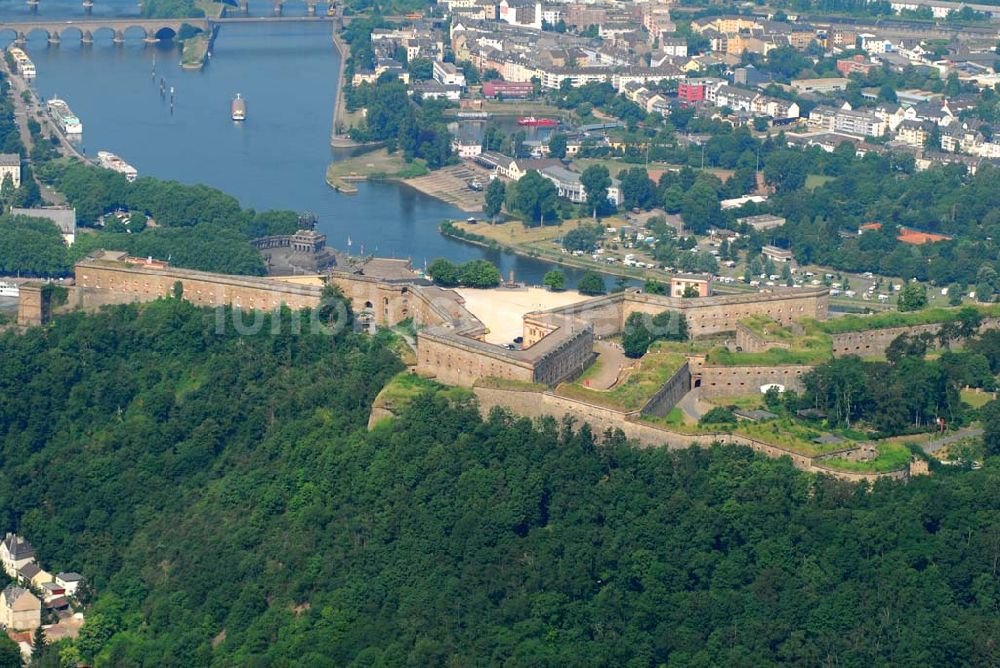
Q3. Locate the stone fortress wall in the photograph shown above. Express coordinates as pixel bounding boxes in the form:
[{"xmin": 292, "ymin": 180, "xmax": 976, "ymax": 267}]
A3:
[
  {"xmin": 829, "ymin": 317, "xmax": 1000, "ymax": 358},
  {"xmin": 473, "ymin": 385, "xmax": 908, "ymax": 483}
]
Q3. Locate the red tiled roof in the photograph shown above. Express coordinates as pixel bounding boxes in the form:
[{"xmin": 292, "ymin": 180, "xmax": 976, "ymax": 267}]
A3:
[{"xmin": 897, "ymin": 228, "xmax": 951, "ymax": 245}]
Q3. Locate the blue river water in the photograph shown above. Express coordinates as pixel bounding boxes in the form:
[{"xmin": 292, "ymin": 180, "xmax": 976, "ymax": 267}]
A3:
[{"xmin": 0, "ymin": 0, "xmax": 595, "ymax": 285}]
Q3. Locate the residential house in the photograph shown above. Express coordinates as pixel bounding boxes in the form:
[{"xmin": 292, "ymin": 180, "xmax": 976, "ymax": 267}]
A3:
[
  {"xmin": 54, "ymin": 573, "xmax": 83, "ymax": 598},
  {"xmin": 39, "ymin": 582, "xmax": 66, "ymax": 604},
  {"xmin": 1, "ymin": 585, "xmax": 40, "ymax": 631},
  {"xmin": 508, "ymin": 158, "xmax": 563, "ymax": 181},
  {"xmin": 837, "ymin": 55, "xmax": 879, "ymax": 77},
  {"xmin": 896, "ymin": 119, "xmax": 931, "ymax": 146},
  {"xmin": 452, "ymin": 138, "xmax": 483, "ymax": 158},
  {"xmin": 408, "ymin": 80, "xmax": 462, "ymax": 101},
  {"xmin": 0, "ymin": 533, "xmax": 35, "ymax": 577}
]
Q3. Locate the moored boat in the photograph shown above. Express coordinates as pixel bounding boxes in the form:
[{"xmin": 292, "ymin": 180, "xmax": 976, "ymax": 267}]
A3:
[
  {"xmin": 47, "ymin": 98, "xmax": 82, "ymax": 135},
  {"xmin": 517, "ymin": 116, "xmax": 558, "ymax": 127}
]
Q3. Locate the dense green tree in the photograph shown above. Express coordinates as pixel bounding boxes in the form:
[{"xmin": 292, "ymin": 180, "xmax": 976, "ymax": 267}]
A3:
[
  {"xmin": 577, "ymin": 270, "xmax": 606, "ymax": 295},
  {"xmin": 898, "ymin": 282, "xmax": 928, "ymax": 311},
  {"xmin": 0, "ymin": 634, "xmax": 20, "ymax": 668},
  {"xmin": 543, "ymin": 270, "xmax": 566, "ymax": 291},
  {"xmin": 506, "ymin": 171, "xmax": 558, "ymax": 224},
  {"xmin": 427, "ymin": 258, "xmax": 460, "ymax": 286},
  {"xmin": 2, "ymin": 301, "xmax": 1000, "ymax": 665},
  {"xmin": 619, "ymin": 167, "xmax": 655, "ymax": 211},
  {"xmin": 547, "ymin": 132, "xmax": 567, "ymax": 159},
  {"xmin": 680, "ymin": 182, "xmax": 722, "ymax": 234},
  {"xmin": 580, "ymin": 164, "xmax": 612, "ymax": 218},
  {"xmin": 458, "ymin": 259, "xmax": 502, "ymax": 288},
  {"xmin": 562, "ymin": 224, "xmax": 602, "ymax": 252},
  {"xmin": 484, "ymin": 179, "xmax": 506, "ymax": 220}
]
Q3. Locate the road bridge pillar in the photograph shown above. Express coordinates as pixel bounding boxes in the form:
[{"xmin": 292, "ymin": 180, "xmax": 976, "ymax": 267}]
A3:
[
  {"xmin": 307, "ymin": 2, "xmax": 316, "ymax": 15},
  {"xmin": 273, "ymin": 0, "xmax": 282, "ymax": 15},
  {"xmin": 83, "ymin": 0, "xmax": 93, "ymax": 13},
  {"xmin": 82, "ymin": 30, "xmax": 93, "ymax": 45},
  {"xmin": 113, "ymin": 29, "xmax": 124, "ymax": 45},
  {"xmin": 27, "ymin": 0, "xmax": 39, "ymax": 13},
  {"xmin": 238, "ymin": 0, "xmax": 249, "ymax": 13},
  {"xmin": 14, "ymin": 33, "xmax": 26, "ymax": 46},
  {"xmin": 47, "ymin": 31, "xmax": 60, "ymax": 46}
]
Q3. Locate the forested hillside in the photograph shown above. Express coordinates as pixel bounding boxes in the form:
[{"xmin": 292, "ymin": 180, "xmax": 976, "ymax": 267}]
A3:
[{"xmin": 1, "ymin": 302, "xmax": 998, "ymax": 666}]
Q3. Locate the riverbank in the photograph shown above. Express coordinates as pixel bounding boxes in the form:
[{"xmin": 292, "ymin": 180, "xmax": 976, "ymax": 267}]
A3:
[
  {"xmin": 326, "ymin": 149, "xmax": 488, "ymax": 211},
  {"xmin": 325, "ymin": 148, "xmax": 427, "ymax": 192},
  {"xmin": 442, "ymin": 218, "xmax": 737, "ymax": 286},
  {"xmin": 330, "ymin": 27, "xmax": 364, "ymax": 148}
]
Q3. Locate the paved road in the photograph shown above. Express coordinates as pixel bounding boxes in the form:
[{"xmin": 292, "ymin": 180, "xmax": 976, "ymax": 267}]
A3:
[
  {"xmin": 921, "ymin": 427, "xmax": 983, "ymax": 454},
  {"xmin": 676, "ymin": 387, "xmax": 705, "ymax": 422}
]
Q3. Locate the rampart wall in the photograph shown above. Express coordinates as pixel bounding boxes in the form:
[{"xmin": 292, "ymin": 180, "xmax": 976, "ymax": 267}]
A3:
[
  {"xmin": 473, "ymin": 386, "xmax": 907, "ymax": 482},
  {"xmin": 622, "ymin": 288, "xmax": 829, "ymax": 337},
  {"xmin": 641, "ymin": 361, "xmax": 691, "ymax": 417},
  {"xmin": 74, "ymin": 260, "xmax": 323, "ymax": 311},
  {"xmin": 698, "ymin": 364, "xmax": 812, "ymax": 397},
  {"xmin": 829, "ymin": 317, "xmax": 1000, "ymax": 358}
]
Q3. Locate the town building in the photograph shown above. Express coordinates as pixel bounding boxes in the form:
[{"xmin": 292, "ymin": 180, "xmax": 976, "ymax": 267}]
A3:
[
  {"xmin": 762, "ymin": 245, "xmax": 794, "ymax": 263},
  {"xmin": 1, "ymin": 585, "xmax": 40, "ymax": 631},
  {"xmin": 539, "ymin": 165, "xmax": 621, "ymax": 207},
  {"xmin": 737, "ymin": 214, "xmax": 786, "ymax": 231},
  {"xmin": 670, "ymin": 274, "xmax": 713, "ymax": 297},
  {"xmin": 54, "ymin": 573, "xmax": 83, "ymax": 598},
  {"xmin": 432, "ymin": 60, "xmax": 467, "ymax": 88},
  {"xmin": 481, "ymin": 80, "xmax": 534, "ymax": 98},
  {"xmin": 837, "ymin": 55, "xmax": 879, "ymax": 76},
  {"xmin": 0, "ymin": 533, "xmax": 34, "ymax": 577}
]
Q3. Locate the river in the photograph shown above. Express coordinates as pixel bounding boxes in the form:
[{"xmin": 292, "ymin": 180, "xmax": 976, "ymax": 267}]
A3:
[{"xmin": 0, "ymin": 0, "xmax": 602, "ymax": 286}]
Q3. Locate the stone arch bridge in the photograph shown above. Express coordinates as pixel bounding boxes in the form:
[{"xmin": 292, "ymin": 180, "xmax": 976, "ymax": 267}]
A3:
[{"xmin": 0, "ymin": 18, "xmax": 207, "ymax": 45}]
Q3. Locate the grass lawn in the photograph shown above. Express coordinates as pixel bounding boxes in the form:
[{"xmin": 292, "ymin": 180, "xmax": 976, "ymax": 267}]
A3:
[
  {"xmin": 735, "ymin": 419, "xmax": 854, "ymax": 457},
  {"xmin": 705, "ymin": 393, "xmax": 766, "ymax": 410},
  {"xmin": 811, "ymin": 304, "xmax": 1000, "ymax": 334},
  {"xmin": 556, "ymin": 347, "xmax": 687, "ymax": 412},
  {"xmin": 820, "ymin": 441, "xmax": 912, "ymax": 472},
  {"xmin": 805, "ymin": 174, "xmax": 834, "ymax": 190},
  {"xmin": 374, "ymin": 372, "xmax": 472, "ymax": 413},
  {"xmin": 326, "ymin": 149, "xmax": 428, "ymax": 190},
  {"xmin": 706, "ymin": 343, "xmax": 831, "ymax": 367},
  {"xmin": 961, "ymin": 388, "xmax": 996, "ymax": 409},
  {"xmin": 453, "ymin": 218, "xmax": 595, "ymax": 245}
]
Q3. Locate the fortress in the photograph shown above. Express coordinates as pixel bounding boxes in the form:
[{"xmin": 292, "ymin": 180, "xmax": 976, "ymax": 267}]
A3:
[
  {"xmin": 17, "ymin": 251, "xmax": 933, "ymax": 481},
  {"xmin": 52, "ymin": 251, "xmax": 830, "ymax": 390}
]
